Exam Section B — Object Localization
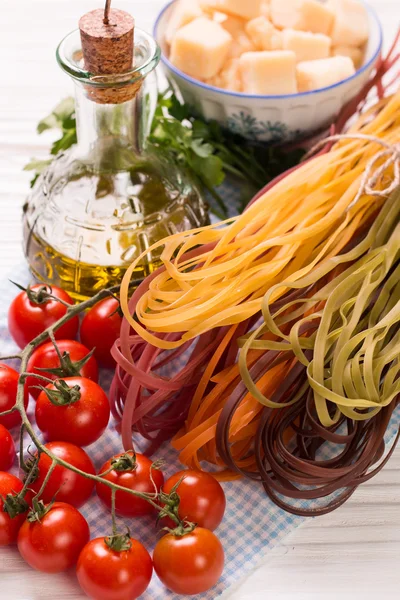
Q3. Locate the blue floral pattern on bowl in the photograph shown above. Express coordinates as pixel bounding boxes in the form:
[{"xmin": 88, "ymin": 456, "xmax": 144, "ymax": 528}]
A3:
[{"xmin": 227, "ymin": 112, "xmax": 304, "ymax": 142}]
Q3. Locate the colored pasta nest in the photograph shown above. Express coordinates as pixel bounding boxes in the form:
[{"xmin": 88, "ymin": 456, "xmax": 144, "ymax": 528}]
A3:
[{"xmin": 111, "ymin": 39, "xmax": 400, "ymax": 515}]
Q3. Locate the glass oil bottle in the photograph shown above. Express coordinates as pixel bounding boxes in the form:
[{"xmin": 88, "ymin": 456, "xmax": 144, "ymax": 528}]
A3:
[{"xmin": 23, "ymin": 23, "xmax": 209, "ymax": 300}]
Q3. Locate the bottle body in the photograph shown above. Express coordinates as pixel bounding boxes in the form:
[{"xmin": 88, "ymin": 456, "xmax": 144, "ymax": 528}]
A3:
[{"xmin": 23, "ymin": 142, "xmax": 208, "ymax": 301}]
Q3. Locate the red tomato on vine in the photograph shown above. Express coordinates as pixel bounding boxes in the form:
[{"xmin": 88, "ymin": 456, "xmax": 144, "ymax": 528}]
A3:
[
  {"xmin": 80, "ymin": 297, "xmax": 122, "ymax": 367},
  {"xmin": 8, "ymin": 284, "xmax": 79, "ymax": 349},
  {"xmin": 161, "ymin": 470, "xmax": 226, "ymax": 531},
  {"xmin": 77, "ymin": 535, "xmax": 153, "ymax": 600},
  {"xmin": 153, "ymin": 527, "xmax": 225, "ymax": 595},
  {"xmin": 17, "ymin": 501, "xmax": 90, "ymax": 573},
  {"xmin": 26, "ymin": 340, "xmax": 99, "ymax": 400},
  {"xmin": 0, "ymin": 364, "xmax": 29, "ymax": 429},
  {"xmin": 35, "ymin": 377, "xmax": 110, "ymax": 447},
  {"xmin": 96, "ymin": 452, "xmax": 164, "ymax": 517},
  {"xmin": 30, "ymin": 441, "xmax": 95, "ymax": 507}
]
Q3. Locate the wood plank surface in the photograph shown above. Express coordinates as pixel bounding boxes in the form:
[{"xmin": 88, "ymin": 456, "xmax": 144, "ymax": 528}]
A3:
[{"xmin": 0, "ymin": 1, "xmax": 399, "ymax": 599}]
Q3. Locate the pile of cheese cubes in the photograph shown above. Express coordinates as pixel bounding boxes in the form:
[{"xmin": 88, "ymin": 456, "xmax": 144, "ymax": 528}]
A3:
[{"xmin": 166, "ymin": 0, "xmax": 370, "ymax": 95}]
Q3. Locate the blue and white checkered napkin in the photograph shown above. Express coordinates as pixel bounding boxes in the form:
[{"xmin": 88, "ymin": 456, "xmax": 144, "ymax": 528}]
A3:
[{"xmin": 0, "ymin": 263, "xmax": 305, "ymax": 599}]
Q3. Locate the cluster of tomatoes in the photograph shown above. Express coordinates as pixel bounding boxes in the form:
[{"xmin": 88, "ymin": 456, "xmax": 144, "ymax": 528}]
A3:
[{"xmin": 0, "ymin": 284, "xmax": 227, "ymax": 599}]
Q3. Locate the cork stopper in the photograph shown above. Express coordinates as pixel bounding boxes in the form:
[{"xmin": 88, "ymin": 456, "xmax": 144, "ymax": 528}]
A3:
[{"xmin": 79, "ymin": 3, "xmax": 138, "ymax": 104}]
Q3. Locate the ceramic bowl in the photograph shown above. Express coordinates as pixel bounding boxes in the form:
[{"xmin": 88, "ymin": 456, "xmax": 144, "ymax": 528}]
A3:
[{"xmin": 153, "ymin": 1, "xmax": 383, "ymax": 143}]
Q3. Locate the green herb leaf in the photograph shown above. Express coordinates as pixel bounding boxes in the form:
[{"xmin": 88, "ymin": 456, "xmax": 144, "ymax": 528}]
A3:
[
  {"xmin": 23, "ymin": 159, "xmax": 52, "ymax": 188},
  {"xmin": 23, "ymin": 159, "xmax": 52, "ymax": 173},
  {"xmin": 192, "ymin": 120, "xmax": 211, "ymax": 140},
  {"xmin": 50, "ymin": 128, "xmax": 77, "ymax": 155},
  {"xmin": 190, "ymin": 139, "xmax": 214, "ymax": 158},
  {"xmin": 191, "ymin": 154, "xmax": 225, "ymax": 189},
  {"xmin": 167, "ymin": 93, "xmax": 190, "ymax": 121},
  {"xmin": 37, "ymin": 97, "xmax": 75, "ymax": 134},
  {"xmin": 37, "ymin": 114, "xmax": 59, "ymax": 134}
]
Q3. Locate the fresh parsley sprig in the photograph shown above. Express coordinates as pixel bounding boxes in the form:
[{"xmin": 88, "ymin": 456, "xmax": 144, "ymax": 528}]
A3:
[{"xmin": 149, "ymin": 91, "xmax": 270, "ymax": 218}]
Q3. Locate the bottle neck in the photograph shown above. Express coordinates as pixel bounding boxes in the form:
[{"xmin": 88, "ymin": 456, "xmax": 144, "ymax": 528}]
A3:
[
  {"xmin": 74, "ymin": 82, "xmax": 147, "ymax": 168},
  {"xmin": 56, "ymin": 27, "xmax": 161, "ymax": 171}
]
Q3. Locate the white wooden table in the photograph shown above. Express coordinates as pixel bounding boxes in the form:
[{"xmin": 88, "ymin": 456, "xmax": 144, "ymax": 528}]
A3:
[{"xmin": 1, "ymin": 1, "xmax": 399, "ymax": 598}]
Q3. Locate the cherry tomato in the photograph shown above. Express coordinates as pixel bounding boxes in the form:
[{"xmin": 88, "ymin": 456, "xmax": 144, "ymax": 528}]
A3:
[
  {"xmin": 17, "ymin": 501, "xmax": 90, "ymax": 573},
  {"xmin": 80, "ymin": 297, "xmax": 122, "ymax": 367},
  {"xmin": 96, "ymin": 452, "xmax": 164, "ymax": 517},
  {"xmin": 8, "ymin": 284, "xmax": 79, "ymax": 349},
  {"xmin": 0, "ymin": 425, "xmax": 15, "ymax": 471},
  {"xmin": 0, "ymin": 472, "xmax": 28, "ymax": 546},
  {"xmin": 26, "ymin": 340, "xmax": 99, "ymax": 400},
  {"xmin": 153, "ymin": 527, "xmax": 224, "ymax": 595},
  {"xmin": 0, "ymin": 364, "xmax": 29, "ymax": 429},
  {"xmin": 77, "ymin": 536, "xmax": 153, "ymax": 600},
  {"xmin": 30, "ymin": 441, "xmax": 95, "ymax": 507},
  {"xmin": 161, "ymin": 470, "xmax": 226, "ymax": 531},
  {"xmin": 35, "ymin": 377, "xmax": 110, "ymax": 447}
]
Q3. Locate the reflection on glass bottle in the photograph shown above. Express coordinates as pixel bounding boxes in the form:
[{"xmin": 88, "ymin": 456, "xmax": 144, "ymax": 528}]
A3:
[{"xmin": 23, "ymin": 29, "xmax": 209, "ymax": 300}]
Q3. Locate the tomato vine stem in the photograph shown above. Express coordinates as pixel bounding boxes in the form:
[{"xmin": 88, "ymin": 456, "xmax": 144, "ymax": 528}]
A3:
[
  {"xmin": 0, "ymin": 354, "xmax": 22, "ymax": 361},
  {"xmin": 0, "ymin": 407, "xmax": 18, "ymax": 418},
  {"xmin": 35, "ymin": 460, "xmax": 57, "ymax": 499}
]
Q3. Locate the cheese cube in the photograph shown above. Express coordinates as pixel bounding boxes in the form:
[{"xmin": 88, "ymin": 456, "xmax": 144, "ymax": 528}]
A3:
[
  {"xmin": 200, "ymin": 0, "xmax": 263, "ymax": 20},
  {"xmin": 207, "ymin": 58, "xmax": 243, "ymax": 91},
  {"xmin": 282, "ymin": 29, "xmax": 331, "ymax": 62},
  {"xmin": 229, "ymin": 32, "xmax": 255, "ymax": 58},
  {"xmin": 271, "ymin": 0, "xmax": 335, "ymax": 35},
  {"xmin": 246, "ymin": 17, "xmax": 283, "ymax": 51},
  {"xmin": 332, "ymin": 45, "xmax": 364, "ymax": 69},
  {"xmin": 165, "ymin": 0, "xmax": 204, "ymax": 45},
  {"xmin": 240, "ymin": 51, "xmax": 298, "ymax": 95},
  {"xmin": 296, "ymin": 55, "xmax": 355, "ymax": 92},
  {"xmin": 217, "ymin": 14, "xmax": 247, "ymax": 37},
  {"xmin": 213, "ymin": 13, "xmax": 255, "ymax": 58},
  {"xmin": 270, "ymin": 0, "xmax": 304, "ymax": 30},
  {"xmin": 170, "ymin": 17, "xmax": 232, "ymax": 80},
  {"xmin": 329, "ymin": 0, "xmax": 369, "ymax": 47},
  {"xmin": 260, "ymin": 1, "xmax": 271, "ymax": 19},
  {"xmin": 300, "ymin": 0, "xmax": 335, "ymax": 35}
]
